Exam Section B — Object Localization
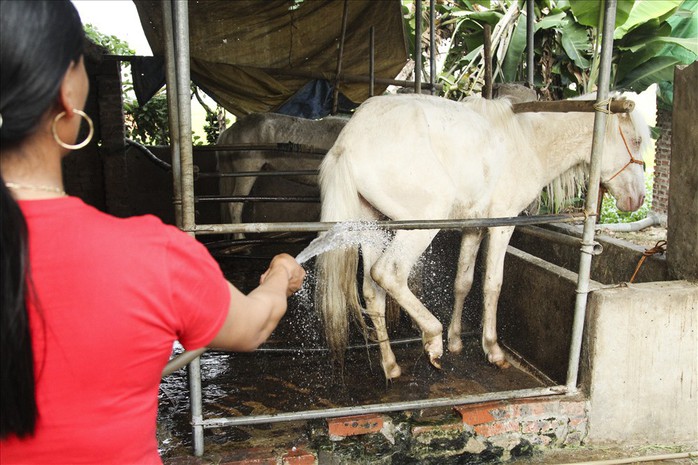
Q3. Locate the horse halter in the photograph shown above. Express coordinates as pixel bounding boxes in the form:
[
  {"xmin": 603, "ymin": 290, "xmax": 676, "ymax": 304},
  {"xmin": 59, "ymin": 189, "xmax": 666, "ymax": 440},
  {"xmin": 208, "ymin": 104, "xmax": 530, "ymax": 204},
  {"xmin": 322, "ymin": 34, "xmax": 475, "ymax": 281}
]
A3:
[{"xmin": 607, "ymin": 125, "xmax": 645, "ymax": 182}]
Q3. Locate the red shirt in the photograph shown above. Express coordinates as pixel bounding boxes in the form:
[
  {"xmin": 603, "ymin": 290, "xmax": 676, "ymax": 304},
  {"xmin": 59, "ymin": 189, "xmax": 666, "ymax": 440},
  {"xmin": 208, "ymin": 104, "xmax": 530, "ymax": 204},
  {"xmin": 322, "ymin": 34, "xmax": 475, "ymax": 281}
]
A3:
[{"xmin": 1, "ymin": 197, "xmax": 230, "ymax": 464}]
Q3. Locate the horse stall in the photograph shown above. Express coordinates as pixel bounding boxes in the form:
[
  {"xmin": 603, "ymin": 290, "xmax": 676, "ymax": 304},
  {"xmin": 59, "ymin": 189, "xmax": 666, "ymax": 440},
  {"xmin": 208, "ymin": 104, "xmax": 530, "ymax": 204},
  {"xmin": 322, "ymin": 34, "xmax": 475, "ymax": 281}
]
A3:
[{"xmin": 70, "ymin": 2, "xmax": 697, "ymax": 464}]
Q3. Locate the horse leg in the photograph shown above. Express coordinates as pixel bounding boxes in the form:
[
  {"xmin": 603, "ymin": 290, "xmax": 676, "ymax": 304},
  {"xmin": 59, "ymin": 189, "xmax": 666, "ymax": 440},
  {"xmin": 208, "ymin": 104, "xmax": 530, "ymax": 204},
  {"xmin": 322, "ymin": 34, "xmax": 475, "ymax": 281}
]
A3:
[
  {"xmin": 448, "ymin": 230, "xmax": 483, "ymax": 354},
  {"xmin": 361, "ymin": 239, "xmax": 401, "ymax": 380},
  {"xmin": 481, "ymin": 226, "xmax": 514, "ymax": 368},
  {"xmin": 372, "ymin": 229, "xmax": 443, "ymax": 369},
  {"xmin": 226, "ymin": 159, "xmax": 264, "ymax": 240}
]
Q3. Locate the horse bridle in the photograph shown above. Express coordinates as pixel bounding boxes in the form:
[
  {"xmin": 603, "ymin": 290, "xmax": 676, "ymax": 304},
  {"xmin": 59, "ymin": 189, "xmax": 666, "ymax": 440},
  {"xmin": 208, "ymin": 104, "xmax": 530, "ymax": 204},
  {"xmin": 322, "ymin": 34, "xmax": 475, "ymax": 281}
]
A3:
[{"xmin": 607, "ymin": 125, "xmax": 645, "ymax": 182}]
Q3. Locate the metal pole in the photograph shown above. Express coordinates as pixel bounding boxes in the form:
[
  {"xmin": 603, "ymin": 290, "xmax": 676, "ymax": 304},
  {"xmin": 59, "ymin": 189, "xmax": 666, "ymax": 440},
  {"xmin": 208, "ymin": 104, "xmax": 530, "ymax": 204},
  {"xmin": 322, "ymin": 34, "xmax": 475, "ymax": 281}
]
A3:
[
  {"xmin": 483, "ymin": 24, "xmax": 493, "ymax": 99},
  {"xmin": 414, "ymin": 0, "xmax": 422, "ymax": 94},
  {"xmin": 185, "ymin": 212, "xmax": 587, "ymax": 235},
  {"xmin": 171, "ymin": 0, "xmax": 204, "ymax": 455},
  {"xmin": 566, "ymin": 0, "xmax": 617, "ymax": 392},
  {"xmin": 332, "ymin": 0, "xmax": 349, "ymax": 115},
  {"xmin": 173, "ymin": 1, "xmax": 195, "ymax": 232},
  {"xmin": 369, "ymin": 26, "xmax": 375, "ymax": 97},
  {"xmin": 429, "ymin": 0, "xmax": 436, "ymax": 95},
  {"xmin": 526, "ymin": 0, "xmax": 535, "ymax": 87},
  {"xmin": 200, "ymin": 386, "xmax": 565, "ymax": 428},
  {"xmin": 162, "ymin": 0, "xmax": 182, "ymax": 227}
]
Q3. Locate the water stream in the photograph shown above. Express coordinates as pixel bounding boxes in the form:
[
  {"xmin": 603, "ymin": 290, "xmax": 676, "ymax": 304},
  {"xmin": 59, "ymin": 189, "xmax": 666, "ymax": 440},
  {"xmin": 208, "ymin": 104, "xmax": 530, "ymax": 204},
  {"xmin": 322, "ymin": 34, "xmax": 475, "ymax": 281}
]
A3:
[{"xmin": 294, "ymin": 221, "xmax": 391, "ymax": 265}]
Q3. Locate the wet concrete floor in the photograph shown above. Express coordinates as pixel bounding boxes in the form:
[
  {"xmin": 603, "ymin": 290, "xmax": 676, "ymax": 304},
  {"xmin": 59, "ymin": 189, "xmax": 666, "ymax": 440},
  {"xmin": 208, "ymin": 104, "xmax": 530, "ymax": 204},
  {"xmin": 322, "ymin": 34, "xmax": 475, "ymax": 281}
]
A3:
[{"xmin": 157, "ymin": 235, "xmax": 552, "ymax": 460}]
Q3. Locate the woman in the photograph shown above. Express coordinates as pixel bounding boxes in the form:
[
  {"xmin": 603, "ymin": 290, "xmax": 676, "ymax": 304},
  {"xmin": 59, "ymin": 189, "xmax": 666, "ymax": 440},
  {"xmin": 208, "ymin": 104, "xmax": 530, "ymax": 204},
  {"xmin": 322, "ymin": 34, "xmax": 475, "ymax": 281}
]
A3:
[{"xmin": 0, "ymin": 1, "xmax": 305, "ymax": 462}]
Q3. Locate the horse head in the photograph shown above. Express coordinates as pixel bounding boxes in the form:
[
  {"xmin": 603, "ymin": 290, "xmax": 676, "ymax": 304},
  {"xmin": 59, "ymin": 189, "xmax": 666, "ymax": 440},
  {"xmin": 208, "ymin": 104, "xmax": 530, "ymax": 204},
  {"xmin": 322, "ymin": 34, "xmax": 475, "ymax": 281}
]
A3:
[{"xmin": 600, "ymin": 103, "xmax": 650, "ymax": 212}]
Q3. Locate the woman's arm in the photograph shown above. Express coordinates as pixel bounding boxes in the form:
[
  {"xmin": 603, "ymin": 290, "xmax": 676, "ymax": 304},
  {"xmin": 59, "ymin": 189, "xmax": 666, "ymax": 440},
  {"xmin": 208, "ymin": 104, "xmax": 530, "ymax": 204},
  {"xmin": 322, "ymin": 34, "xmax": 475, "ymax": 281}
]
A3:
[{"xmin": 207, "ymin": 254, "xmax": 305, "ymax": 351}]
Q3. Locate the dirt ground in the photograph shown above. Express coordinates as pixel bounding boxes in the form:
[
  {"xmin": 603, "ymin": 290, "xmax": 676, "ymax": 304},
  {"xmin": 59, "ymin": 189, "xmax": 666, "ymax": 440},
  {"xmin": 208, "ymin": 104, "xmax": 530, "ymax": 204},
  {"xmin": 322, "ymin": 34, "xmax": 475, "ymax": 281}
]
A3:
[{"xmin": 598, "ymin": 225, "xmax": 668, "ymax": 249}]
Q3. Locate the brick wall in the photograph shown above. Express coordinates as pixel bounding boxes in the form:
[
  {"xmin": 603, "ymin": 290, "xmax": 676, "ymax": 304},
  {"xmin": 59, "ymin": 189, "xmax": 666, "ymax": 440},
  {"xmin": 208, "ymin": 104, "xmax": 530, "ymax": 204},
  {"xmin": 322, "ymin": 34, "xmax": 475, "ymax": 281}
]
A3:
[{"xmin": 652, "ymin": 108, "xmax": 672, "ymax": 215}]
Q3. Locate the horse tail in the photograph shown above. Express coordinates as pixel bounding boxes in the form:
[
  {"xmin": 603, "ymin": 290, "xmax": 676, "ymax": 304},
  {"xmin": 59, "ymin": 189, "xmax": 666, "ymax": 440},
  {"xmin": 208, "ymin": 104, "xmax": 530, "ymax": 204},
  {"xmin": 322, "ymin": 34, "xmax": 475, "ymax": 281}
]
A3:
[{"xmin": 315, "ymin": 147, "xmax": 364, "ymax": 364}]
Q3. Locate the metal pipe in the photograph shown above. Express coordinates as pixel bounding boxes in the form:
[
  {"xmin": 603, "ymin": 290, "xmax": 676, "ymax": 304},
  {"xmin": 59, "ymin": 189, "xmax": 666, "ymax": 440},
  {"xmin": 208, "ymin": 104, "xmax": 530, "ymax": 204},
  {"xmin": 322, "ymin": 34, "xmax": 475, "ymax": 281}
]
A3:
[
  {"xmin": 332, "ymin": 0, "xmax": 349, "ymax": 115},
  {"xmin": 414, "ymin": 0, "xmax": 422, "ymax": 94},
  {"xmin": 526, "ymin": 0, "xmax": 535, "ymax": 86},
  {"xmin": 162, "ymin": 0, "xmax": 182, "ymax": 226},
  {"xmin": 483, "ymin": 24, "xmax": 493, "ymax": 99},
  {"xmin": 596, "ymin": 211, "xmax": 663, "ymax": 232},
  {"xmin": 195, "ymin": 143, "xmax": 327, "ymax": 154},
  {"xmin": 369, "ymin": 26, "xmax": 375, "ymax": 97},
  {"xmin": 162, "ymin": 337, "xmax": 424, "ymax": 380},
  {"xmin": 197, "ymin": 386, "xmax": 566, "ymax": 428},
  {"xmin": 517, "ymin": 225, "xmax": 603, "ymax": 255},
  {"xmin": 187, "ymin": 213, "xmax": 587, "ymax": 235},
  {"xmin": 162, "ymin": 348, "xmax": 206, "ymax": 377},
  {"xmin": 429, "ymin": 0, "xmax": 436, "ymax": 95},
  {"xmin": 173, "ymin": 1, "xmax": 195, "ymax": 232},
  {"xmin": 196, "ymin": 195, "xmax": 318, "ymax": 204},
  {"xmin": 566, "ymin": 0, "xmax": 617, "ymax": 393},
  {"xmin": 170, "ymin": 0, "xmax": 204, "ymax": 455},
  {"xmin": 198, "ymin": 169, "xmax": 319, "ymax": 178},
  {"xmin": 557, "ymin": 451, "xmax": 698, "ymax": 465}
]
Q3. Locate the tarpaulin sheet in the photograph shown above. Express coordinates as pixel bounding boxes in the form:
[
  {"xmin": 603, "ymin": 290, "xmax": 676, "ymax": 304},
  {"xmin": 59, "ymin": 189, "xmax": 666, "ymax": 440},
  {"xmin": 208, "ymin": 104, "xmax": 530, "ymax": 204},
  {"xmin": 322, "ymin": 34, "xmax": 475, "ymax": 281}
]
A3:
[{"xmin": 132, "ymin": 0, "xmax": 409, "ymax": 116}]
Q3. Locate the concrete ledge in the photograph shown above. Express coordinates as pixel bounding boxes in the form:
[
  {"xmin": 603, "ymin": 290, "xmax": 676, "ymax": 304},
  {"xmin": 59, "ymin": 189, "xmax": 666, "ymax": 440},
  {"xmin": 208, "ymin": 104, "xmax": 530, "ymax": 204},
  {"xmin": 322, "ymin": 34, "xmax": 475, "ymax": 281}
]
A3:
[{"xmin": 584, "ymin": 281, "xmax": 698, "ymax": 444}]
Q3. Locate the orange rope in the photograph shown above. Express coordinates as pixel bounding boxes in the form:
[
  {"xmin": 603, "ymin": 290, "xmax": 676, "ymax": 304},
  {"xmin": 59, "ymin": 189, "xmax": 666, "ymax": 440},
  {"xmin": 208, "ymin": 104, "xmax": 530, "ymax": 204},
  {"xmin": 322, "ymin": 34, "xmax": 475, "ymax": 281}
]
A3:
[
  {"xmin": 629, "ymin": 240, "xmax": 667, "ymax": 283},
  {"xmin": 608, "ymin": 126, "xmax": 646, "ymax": 182}
]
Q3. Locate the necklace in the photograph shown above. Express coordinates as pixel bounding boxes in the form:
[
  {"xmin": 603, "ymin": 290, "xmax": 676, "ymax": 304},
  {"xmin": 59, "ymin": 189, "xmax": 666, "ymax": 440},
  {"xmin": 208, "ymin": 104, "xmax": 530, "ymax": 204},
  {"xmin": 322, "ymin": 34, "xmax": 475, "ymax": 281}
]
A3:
[{"xmin": 5, "ymin": 182, "xmax": 67, "ymax": 196}]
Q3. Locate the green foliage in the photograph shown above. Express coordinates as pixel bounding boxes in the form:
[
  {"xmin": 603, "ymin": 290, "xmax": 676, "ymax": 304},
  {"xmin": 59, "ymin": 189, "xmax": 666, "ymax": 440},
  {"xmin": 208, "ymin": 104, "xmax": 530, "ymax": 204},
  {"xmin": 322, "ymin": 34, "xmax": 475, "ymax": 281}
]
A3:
[
  {"xmin": 599, "ymin": 171, "xmax": 653, "ymax": 224},
  {"xmin": 203, "ymin": 111, "xmax": 230, "ymax": 145},
  {"xmin": 84, "ymin": 24, "xmax": 134, "ymax": 55},
  {"xmin": 403, "ymin": 0, "xmax": 697, "ymax": 103},
  {"xmin": 84, "ymin": 23, "xmax": 225, "ymax": 147},
  {"xmin": 123, "ymin": 92, "xmax": 170, "ymax": 146}
]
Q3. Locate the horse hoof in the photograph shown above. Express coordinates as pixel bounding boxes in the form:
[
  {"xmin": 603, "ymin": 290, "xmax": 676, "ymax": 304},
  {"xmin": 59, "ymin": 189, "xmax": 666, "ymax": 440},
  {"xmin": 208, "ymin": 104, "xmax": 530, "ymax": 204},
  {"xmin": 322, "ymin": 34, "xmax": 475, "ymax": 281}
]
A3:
[
  {"xmin": 383, "ymin": 362, "xmax": 402, "ymax": 380},
  {"xmin": 448, "ymin": 338, "xmax": 463, "ymax": 354},
  {"xmin": 430, "ymin": 356, "xmax": 442, "ymax": 370},
  {"xmin": 494, "ymin": 359, "xmax": 511, "ymax": 369}
]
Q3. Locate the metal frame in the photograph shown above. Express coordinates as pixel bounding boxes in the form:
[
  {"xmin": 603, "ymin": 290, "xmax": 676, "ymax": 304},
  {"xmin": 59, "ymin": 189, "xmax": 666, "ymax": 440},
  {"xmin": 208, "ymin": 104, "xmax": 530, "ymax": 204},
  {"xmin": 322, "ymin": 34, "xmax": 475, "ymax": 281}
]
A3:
[{"xmin": 161, "ymin": 0, "xmax": 619, "ymax": 456}]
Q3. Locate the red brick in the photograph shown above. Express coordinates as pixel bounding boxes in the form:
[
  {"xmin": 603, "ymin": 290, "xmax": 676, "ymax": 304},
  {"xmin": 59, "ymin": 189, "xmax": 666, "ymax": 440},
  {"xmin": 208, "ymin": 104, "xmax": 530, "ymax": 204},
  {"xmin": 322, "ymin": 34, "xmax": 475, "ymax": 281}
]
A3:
[
  {"xmin": 510, "ymin": 397, "xmax": 560, "ymax": 418},
  {"xmin": 327, "ymin": 414, "xmax": 383, "ymax": 437},
  {"xmin": 521, "ymin": 419, "xmax": 544, "ymax": 434},
  {"xmin": 474, "ymin": 420, "xmax": 519, "ymax": 437},
  {"xmin": 454, "ymin": 401, "xmax": 506, "ymax": 426},
  {"xmin": 560, "ymin": 400, "xmax": 586, "ymax": 417},
  {"xmin": 283, "ymin": 447, "xmax": 316, "ymax": 465}
]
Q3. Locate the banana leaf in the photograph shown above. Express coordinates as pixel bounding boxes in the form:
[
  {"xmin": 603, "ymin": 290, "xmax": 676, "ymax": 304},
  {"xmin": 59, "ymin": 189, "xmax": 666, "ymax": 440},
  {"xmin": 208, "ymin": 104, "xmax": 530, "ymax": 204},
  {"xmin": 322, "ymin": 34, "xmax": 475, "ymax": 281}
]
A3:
[
  {"xmin": 560, "ymin": 15, "xmax": 591, "ymax": 68},
  {"xmin": 569, "ymin": 0, "xmax": 635, "ymax": 29},
  {"xmin": 616, "ymin": 55, "xmax": 680, "ymax": 92},
  {"xmin": 614, "ymin": 0, "xmax": 683, "ymax": 39},
  {"xmin": 501, "ymin": 12, "xmax": 528, "ymax": 81}
]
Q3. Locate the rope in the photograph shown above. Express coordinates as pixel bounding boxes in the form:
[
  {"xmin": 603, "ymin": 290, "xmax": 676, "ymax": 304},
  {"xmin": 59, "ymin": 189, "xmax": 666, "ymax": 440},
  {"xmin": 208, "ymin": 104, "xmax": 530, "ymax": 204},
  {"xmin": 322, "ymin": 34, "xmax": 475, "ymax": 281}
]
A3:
[
  {"xmin": 629, "ymin": 240, "xmax": 667, "ymax": 283},
  {"xmin": 593, "ymin": 98, "xmax": 614, "ymax": 114},
  {"xmin": 607, "ymin": 126, "xmax": 646, "ymax": 182}
]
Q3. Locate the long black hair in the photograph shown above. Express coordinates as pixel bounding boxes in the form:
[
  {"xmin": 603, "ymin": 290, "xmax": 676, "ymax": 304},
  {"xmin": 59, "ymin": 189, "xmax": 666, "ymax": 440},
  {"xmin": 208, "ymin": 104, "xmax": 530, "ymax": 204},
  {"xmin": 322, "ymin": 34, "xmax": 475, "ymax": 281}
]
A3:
[{"xmin": 0, "ymin": 0, "xmax": 85, "ymax": 439}]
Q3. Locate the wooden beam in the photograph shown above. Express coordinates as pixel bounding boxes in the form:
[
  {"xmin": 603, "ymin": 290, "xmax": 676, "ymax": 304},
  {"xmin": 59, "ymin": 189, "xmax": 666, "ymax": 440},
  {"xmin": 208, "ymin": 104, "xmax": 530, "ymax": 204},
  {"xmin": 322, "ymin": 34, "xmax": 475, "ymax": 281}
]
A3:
[{"xmin": 512, "ymin": 99, "xmax": 635, "ymax": 114}]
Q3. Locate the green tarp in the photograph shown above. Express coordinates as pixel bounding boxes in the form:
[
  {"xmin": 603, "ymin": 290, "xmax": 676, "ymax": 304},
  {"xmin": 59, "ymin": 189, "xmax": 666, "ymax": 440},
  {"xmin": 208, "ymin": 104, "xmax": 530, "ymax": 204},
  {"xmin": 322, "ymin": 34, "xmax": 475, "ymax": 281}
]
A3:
[{"xmin": 133, "ymin": 0, "xmax": 409, "ymax": 116}]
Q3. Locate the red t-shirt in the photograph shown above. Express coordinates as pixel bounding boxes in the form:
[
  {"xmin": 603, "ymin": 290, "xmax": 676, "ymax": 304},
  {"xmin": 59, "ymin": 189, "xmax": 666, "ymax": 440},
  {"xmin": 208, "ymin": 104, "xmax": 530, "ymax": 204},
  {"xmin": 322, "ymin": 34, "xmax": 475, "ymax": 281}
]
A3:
[{"xmin": 1, "ymin": 197, "xmax": 230, "ymax": 464}]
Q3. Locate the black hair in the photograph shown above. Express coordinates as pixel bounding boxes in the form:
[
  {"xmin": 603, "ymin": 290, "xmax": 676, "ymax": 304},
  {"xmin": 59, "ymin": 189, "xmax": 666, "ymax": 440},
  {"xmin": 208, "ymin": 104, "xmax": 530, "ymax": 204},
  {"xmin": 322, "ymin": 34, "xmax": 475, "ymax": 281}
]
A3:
[{"xmin": 0, "ymin": 0, "xmax": 85, "ymax": 439}]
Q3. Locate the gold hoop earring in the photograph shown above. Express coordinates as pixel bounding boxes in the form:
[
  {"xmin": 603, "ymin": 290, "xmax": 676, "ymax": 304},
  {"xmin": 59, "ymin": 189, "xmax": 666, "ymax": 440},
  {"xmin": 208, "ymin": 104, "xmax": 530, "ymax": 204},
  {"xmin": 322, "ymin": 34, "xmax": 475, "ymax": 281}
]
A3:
[{"xmin": 51, "ymin": 109, "xmax": 94, "ymax": 150}]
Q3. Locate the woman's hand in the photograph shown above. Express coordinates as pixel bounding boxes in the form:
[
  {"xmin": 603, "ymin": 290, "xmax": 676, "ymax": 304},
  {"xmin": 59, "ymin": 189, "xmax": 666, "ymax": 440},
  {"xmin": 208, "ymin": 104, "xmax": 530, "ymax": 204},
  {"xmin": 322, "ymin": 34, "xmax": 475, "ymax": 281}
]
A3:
[{"xmin": 260, "ymin": 253, "xmax": 306, "ymax": 296}]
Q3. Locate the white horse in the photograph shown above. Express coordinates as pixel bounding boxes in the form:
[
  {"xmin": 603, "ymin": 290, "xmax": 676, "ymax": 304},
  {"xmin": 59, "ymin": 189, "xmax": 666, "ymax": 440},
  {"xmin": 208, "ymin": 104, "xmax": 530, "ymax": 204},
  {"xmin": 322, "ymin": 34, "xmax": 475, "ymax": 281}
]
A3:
[
  {"xmin": 315, "ymin": 93, "xmax": 649, "ymax": 380},
  {"xmin": 216, "ymin": 113, "xmax": 348, "ymax": 231}
]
